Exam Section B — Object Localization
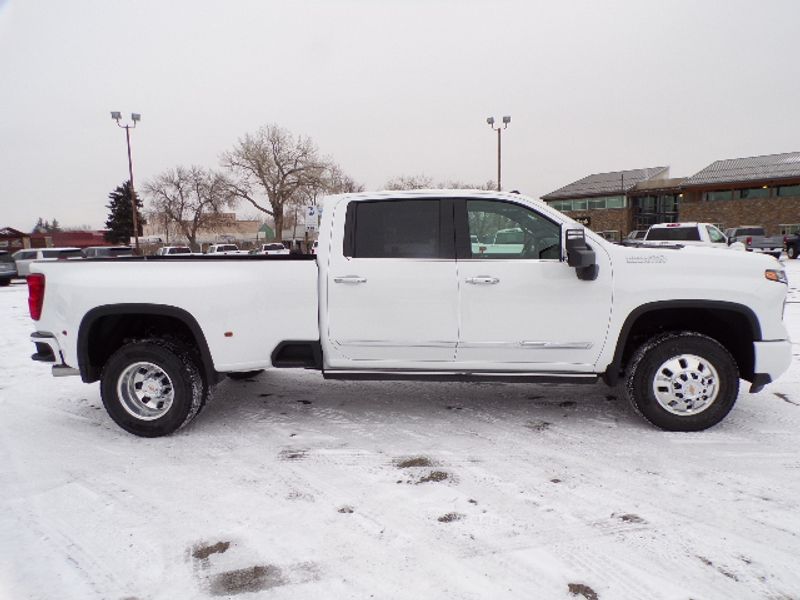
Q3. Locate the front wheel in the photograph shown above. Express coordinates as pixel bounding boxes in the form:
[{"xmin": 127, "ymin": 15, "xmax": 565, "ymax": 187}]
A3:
[
  {"xmin": 101, "ymin": 339, "xmax": 208, "ymax": 437},
  {"xmin": 625, "ymin": 332, "xmax": 739, "ymax": 431},
  {"xmin": 788, "ymin": 245, "xmax": 797, "ymax": 259}
]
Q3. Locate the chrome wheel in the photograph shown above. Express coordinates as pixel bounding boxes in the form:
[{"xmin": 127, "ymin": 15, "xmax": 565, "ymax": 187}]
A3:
[
  {"xmin": 652, "ymin": 353, "xmax": 719, "ymax": 416},
  {"xmin": 116, "ymin": 361, "xmax": 175, "ymax": 421}
]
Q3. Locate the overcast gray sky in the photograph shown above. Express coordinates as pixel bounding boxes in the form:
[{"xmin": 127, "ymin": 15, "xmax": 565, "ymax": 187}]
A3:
[{"xmin": 1, "ymin": 0, "xmax": 799, "ymax": 230}]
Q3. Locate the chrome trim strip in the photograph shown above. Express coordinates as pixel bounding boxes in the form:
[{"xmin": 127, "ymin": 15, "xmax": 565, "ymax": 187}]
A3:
[
  {"xmin": 458, "ymin": 341, "xmax": 594, "ymax": 350},
  {"xmin": 335, "ymin": 340, "xmax": 457, "ymax": 348}
]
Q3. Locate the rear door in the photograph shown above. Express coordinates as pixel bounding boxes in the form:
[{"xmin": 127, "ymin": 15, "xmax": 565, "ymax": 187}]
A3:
[
  {"xmin": 454, "ymin": 198, "xmax": 613, "ymax": 371},
  {"xmin": 325, "ymin": 198, "xmax": 459, "ymax": 367}
]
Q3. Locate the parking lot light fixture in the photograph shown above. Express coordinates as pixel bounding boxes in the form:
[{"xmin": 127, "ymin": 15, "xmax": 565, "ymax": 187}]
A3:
[
  {"xmin": 110, "ymin": 112, "xmax": 142, "ymax": 254},
  {"xmin": 487, "ymin": 115, "xmax": 511, "ymax": 191}
]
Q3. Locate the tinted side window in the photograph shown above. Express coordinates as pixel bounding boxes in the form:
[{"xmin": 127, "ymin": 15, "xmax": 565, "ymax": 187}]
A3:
[{"xmin": 352, "ymin": 200, "xmax": 442, "ymax": 259}]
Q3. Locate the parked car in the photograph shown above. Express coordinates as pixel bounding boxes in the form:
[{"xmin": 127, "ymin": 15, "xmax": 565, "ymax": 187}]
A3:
[
  {"xmin": 642, "ymin": 223, "xmax": 744, "ymax": 250},
  {"xmin": 0, "ymin": 250, "xmax": 17, "ymax": 285},
  {"xmin": 12, "ymin": 247, "xmax": 82, "ymax": 277},
  {"xmin": 82, "ymin": 246, "xmax": 134, "ymax": 258},
  {"xmin": 259, "ymin": 243, "xmax": 290, "ymax": 255},
  {"xmin": 785, "ymin": 233, "xmax": 800, "ymax": 259},
  {"xmin": 206, "ymin": 244, "xmax": 248, "ymax": 255},
  {"xmin": 154, "ymin": 246, "xmax": 193, "ymax": 256},
  {"xmin": 25, "ymin": 190, "xmax": 791, "ymax": 437},
  {"xmin": 723, "ymin": 226, "xmax": 783, "ymax": 258},
  {"xmin": 620, "ymin": 229, "xmax": 648, "ymax": 246}
]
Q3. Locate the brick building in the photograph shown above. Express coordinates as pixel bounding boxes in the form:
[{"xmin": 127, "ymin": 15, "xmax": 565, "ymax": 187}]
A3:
[
  {"xmin": 680, "ymin": 152, "xmax": 800, "ymax": 235},
  {"xmin": 541, "ymin": 166, "xmax": 669, "ymax": 240},
  {"xmin": 541, "ymin": 151, "xmax": 800, "ymax": 238}
]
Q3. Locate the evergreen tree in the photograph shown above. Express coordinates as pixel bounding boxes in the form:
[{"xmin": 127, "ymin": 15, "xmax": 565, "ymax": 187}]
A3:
[
  {"xmin": 32, "ymin": 217, "xmax": 44, "ymax": 233},
  {"xmin": 104, "ymin": 180, "xmax": 145, "ymax": 244},
  {"xmin": 49, "ymin": 218, "xmax": 61, "ymax": 232}
]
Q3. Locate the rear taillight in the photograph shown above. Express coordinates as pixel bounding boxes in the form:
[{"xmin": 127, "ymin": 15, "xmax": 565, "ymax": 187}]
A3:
[
  {"xmin": 28, "ymin": 273, "xmax": 45, "ymax": 321},
  {"xmin": 746, "ymin": 236, "xmax": 752, "ymax": 246}
]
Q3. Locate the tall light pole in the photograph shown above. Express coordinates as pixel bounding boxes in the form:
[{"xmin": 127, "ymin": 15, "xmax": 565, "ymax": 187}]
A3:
[
  {"xmin": 486, "ymin": 115, "xmax": 511, "ymax": 191},
  {"xmin": 110, "ymin": 111, "xmax": 142, "ymax": 253}
]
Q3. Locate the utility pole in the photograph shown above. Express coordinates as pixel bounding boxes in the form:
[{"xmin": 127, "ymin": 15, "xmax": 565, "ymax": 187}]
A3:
[
  {"xmin": 111, "ymin": 112, "xmax": 142, "ymax": 254},
  {"xmin": 486, "ymin": 115, "xmax": 511, "ymax": 191}
]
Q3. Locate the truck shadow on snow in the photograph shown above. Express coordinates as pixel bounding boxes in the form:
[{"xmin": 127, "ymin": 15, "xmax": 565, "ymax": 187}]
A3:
[{"xmin": 192, "ymin": 373, "xmax": 638, "ymax": 434}]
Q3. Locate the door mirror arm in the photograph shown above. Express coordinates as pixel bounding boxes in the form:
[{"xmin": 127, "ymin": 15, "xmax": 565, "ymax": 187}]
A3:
[{"xmin": 565, "ymin": 228, "xmax": 598, "ymax": 281}]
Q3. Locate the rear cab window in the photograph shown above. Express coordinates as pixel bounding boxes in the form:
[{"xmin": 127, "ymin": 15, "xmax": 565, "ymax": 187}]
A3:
[
  {"xmin": 646, "ymin": 227, "xmax": 701, "ymax": 241},
  {"xmin": 344, "ymin": 199, "xmax": 453, "ymax": 259}
]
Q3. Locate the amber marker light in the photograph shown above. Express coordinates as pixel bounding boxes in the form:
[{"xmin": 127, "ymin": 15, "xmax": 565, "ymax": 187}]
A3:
[{"xmin": 765, "ymin": 269, "xmax": 787, "ymax": 284}]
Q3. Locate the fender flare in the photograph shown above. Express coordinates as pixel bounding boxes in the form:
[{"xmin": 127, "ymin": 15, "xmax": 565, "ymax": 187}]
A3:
[
  {"xmin": 604, "ymin": 300, "xmax": 761, "ymax": 385},
  {"xmin": 77, "ymin": 303, "xmax": 218, "ymax": 384}
]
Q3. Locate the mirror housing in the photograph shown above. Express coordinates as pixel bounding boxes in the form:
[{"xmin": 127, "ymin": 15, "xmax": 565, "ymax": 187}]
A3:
[{"xmin": 565, "ymin": 228, "xmax": 598, "ymax": 280}]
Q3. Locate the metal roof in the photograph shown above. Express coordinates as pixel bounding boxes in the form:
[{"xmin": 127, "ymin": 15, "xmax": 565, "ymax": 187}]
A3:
[
  {"xmin": 630, "ymin": 177, "xmax": 687, "ymax": 193},
  {"xmin": 684, "ymin": 151, "xmax": 800, "ymax": 187},
  {"xmin": 541, "ymin": 166, "xmax": 669, "ymax": 200}
]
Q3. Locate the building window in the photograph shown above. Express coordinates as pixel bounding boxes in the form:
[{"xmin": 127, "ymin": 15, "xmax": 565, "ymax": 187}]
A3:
[
  {"xmin": 780, "ymin": 223, "xmax": 800, "ymax": 235},
  {"xmin": 777, "ymin": 184, "xmax": 800, "ymax": 197},
  {"xmin": 736, "ymin": 187, "xmax": 770, "ymax": 199},
  {"xmin": 549, "ymin": 195, "xmax": 625, "ymax": 212},
  {"xmin": 705, "ymin": 190, "xmax": 733, "ymax": 201}
]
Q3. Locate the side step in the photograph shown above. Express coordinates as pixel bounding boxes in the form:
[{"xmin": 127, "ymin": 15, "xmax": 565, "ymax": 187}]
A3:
[{"xmin": 322, "ymin": 371, "xmax": 599, "ymax": 384}]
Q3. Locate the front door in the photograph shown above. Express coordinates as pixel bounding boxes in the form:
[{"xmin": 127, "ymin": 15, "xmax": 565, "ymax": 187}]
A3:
[
  {"xmin": 455, "ymin": 199, "xmax": 613, "ymax": 372},
  {"xmin": 325, "ymin": 198, "xmax": 459, "ymax": 368}
]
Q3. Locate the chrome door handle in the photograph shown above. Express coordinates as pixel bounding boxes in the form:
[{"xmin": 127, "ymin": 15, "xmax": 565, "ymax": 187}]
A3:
[
  {"xmin": 465, "ymin": 276, "xmax": 500, "ymax": 285},
  {"xmin": 333, "ymin": 275, "xmax": 367, "ymax": 284}
]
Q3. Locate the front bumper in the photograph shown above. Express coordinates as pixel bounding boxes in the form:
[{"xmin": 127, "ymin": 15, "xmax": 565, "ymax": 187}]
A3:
[{"xmin": 750, "ymin": 340, "xmax": 793, "ymax": 392}]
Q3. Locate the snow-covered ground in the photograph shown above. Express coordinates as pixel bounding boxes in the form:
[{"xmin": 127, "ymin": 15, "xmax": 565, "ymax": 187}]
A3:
[{"xmin": 1, "ymin": 261, "xmax": 799, "ymax": 600}]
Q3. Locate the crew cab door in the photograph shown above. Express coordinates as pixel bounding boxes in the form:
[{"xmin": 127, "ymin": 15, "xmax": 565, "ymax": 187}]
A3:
[
  {"xmin": 454, "ymin": 199, "xmax": 613, "ymax": 371},
  {"xmin": 324, "ymin": 198, "xmax": 459, "ymax": 367}
]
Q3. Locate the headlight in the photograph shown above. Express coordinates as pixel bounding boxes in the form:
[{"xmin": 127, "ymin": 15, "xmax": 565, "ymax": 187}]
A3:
[{"xmin": 765, "ymin": 269, "xmax": 788, "ymax": 284}]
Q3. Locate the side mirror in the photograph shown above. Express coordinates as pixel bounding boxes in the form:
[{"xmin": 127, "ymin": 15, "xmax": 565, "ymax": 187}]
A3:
[{"xmin": 565, "ymin": 229, "xmax": 598, "ymax": 281}]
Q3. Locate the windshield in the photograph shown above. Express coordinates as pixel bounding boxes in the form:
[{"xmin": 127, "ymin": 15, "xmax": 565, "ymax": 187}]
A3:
[{"xmin": 170, "ymin": 247, "xmax": 191, "ymax": 254}]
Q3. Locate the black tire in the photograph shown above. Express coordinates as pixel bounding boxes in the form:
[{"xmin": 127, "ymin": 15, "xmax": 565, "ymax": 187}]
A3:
[
  {"xmin": 771, "ymin": 252, "xmax": 782, "ymax": 259},
  {"xmin": 625, "ymin": 331, "xmax": 739, "ymax": 432},
  {"xmin": 788, "ymin": 245, "xmax": 797, "ymax": 259},
  {"xmin": 226, "ymin": 369, "xmax": 264, "ymax": 380},
  {"xmin": 0, "ymin": 278, "xmax": 10, "ymax": 287},
  {"xmin": 101, "ymin": 338, "xmax": 208, "ymax": 437}
]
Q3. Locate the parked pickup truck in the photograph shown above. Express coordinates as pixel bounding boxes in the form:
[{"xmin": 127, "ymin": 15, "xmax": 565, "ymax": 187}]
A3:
[
  {"xmin": 785, "ymin": 233, "xmax": 799, "ymax": 260},
  {"xmin": 724, "ymin": 226, "xmax": 784, "ymax": 258},
  {"xmin": 26, "ymin": 191, "xmax": 792, "ymax": 437},
  {"xmin": 206, "ymin": 244, "xmax": 249, "ymax": 255},
  {"xmin": 641, "ymin": 222, "xmax": 741, "ymax": 249}
]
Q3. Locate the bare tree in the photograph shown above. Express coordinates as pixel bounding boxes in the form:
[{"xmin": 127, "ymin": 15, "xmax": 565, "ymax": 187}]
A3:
[
  {"xmin": 383, "ymin": 174, "xmax": 435, "ymax": 190},
  {"xmin": 383, "ymin": 175, "xmax": 497, "ymax": 191},
  {"xmin": 145, "ymin": 166, "xmax": 235, "ymax": 251},
  {"xmin": 221, "ymin": 124, "xmax": 357, "ymax": 239}
]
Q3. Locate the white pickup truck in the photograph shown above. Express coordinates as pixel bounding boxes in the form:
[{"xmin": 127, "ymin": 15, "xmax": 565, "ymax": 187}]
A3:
[{"xmin": 27, "ymin": 191, "xmax": 792, "ymax": 437}]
